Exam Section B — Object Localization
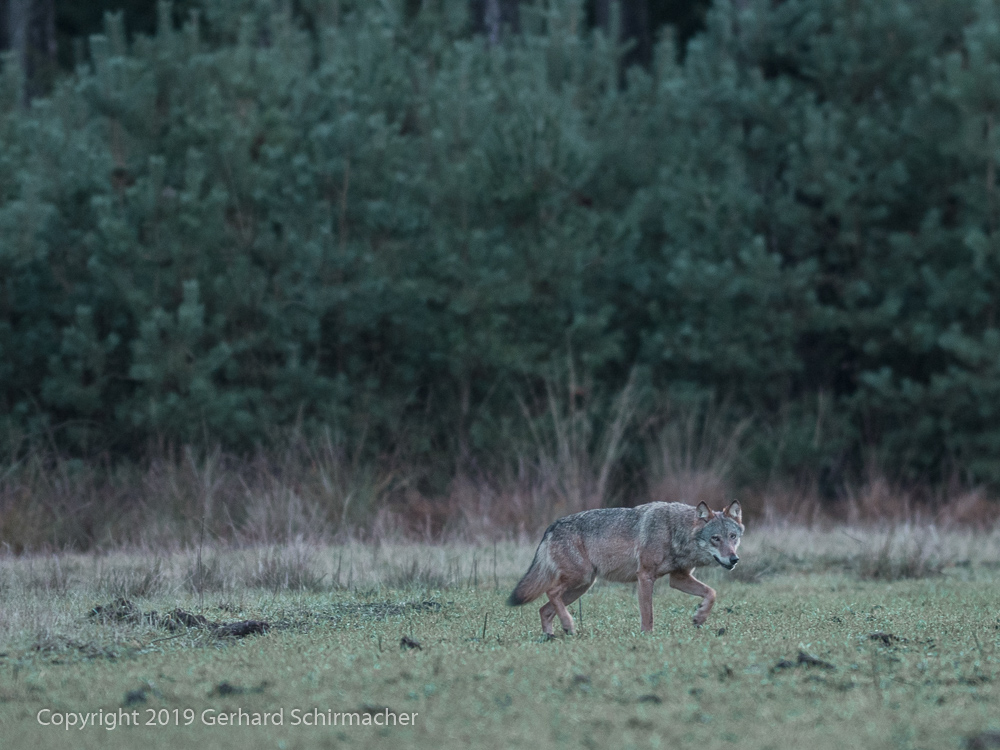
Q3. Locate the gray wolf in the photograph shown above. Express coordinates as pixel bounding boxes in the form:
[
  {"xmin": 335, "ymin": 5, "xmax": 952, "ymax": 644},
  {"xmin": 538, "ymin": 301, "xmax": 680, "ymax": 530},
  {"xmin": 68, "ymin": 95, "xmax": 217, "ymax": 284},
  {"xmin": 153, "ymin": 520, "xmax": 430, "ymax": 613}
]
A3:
[{"xmin": 507, "ymin": 501, "xmax": 744, "ymax": 634}]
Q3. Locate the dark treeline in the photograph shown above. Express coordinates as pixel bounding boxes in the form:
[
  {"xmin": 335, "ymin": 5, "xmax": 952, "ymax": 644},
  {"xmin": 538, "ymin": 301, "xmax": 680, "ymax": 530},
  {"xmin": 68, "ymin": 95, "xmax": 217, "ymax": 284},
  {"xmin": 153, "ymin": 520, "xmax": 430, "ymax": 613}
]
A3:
[
  {"xmin": 3, "ymin": 0, "xmax": 1000, "ymax": 492},
  {"xmin": 7, "ymin": 1, "xmax": 710, "ymax": 79}
]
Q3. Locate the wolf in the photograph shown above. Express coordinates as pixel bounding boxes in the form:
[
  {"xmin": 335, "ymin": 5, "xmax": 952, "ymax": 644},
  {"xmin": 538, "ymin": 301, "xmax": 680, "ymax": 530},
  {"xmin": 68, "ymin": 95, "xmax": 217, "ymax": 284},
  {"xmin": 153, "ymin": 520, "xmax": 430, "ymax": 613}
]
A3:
[{"xmin": 507, "ymin": 501, "xmax": 744, "ymax": 635}]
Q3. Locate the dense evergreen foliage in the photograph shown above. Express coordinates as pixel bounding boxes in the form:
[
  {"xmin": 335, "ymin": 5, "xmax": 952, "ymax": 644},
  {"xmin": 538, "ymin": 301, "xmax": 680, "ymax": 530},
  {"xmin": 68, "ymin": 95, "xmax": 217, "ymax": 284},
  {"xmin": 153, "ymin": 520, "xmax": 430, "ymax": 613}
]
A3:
[{"xmin": 4, "ymin": 0, "xmax": 1000, "ymax": 487}]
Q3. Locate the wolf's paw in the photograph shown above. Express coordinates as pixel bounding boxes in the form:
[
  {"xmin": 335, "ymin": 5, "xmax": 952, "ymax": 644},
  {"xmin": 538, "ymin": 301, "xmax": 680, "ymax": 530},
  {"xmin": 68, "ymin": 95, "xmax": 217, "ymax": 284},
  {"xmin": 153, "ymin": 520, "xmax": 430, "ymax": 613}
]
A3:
[{"xmin": 539, "ymin": 633, "xmax": 557, "ymax": 643}]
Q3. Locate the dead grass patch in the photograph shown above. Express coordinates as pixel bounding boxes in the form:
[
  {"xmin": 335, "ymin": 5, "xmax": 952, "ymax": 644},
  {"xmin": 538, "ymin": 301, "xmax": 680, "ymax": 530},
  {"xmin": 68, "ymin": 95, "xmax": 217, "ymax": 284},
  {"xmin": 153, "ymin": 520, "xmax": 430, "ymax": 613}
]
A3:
[
  {"xmin": 96, "ymin": 558, "xmax": 168, "ymax": 599},
  {"xmin": 853, "ymin": 527, "xmax": 945, "ymax": 581},
  {"xmin": 381, "ymin": 558, "xmax": 450, "ymax": 590},
  {"xmin": 184, "ymin": 554, "xmax": 230, "ymax": 594},
  {"xmin": 243, "ymin": 544, "xmax": 327, "ymax": 592}
]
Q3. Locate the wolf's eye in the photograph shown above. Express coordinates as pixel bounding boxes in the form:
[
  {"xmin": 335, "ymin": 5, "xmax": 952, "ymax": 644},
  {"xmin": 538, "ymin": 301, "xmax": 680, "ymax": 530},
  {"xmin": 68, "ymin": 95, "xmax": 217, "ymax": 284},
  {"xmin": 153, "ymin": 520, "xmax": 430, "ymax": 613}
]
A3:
[
  {"xmin": 729, "ymin": 534, "xmax": 736, "ymax": 540},
  {"xmin": 711, "ymin": 535, "xmax": 721, "ymax": 543}
]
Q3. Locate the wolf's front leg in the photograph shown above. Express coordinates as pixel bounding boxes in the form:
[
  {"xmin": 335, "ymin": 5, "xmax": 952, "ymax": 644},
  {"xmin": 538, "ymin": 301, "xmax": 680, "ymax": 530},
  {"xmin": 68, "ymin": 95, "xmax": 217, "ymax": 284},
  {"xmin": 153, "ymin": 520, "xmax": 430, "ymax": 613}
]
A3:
[
  {"xmin": 668, "ymin": 571, "xmax": 716, "ymax": 626},
  {"xmin": 637, "ymin": 571, "xmax": 655, "ymax": 632}
]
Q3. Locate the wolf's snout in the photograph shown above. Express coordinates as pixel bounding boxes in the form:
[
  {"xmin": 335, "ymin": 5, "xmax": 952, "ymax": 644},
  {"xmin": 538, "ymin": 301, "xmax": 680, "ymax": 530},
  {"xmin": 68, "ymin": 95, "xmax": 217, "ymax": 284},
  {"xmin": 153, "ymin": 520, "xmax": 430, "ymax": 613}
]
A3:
[{"xmin": 721, "ymin": 555, "xmax": 739, "ymax": 570}]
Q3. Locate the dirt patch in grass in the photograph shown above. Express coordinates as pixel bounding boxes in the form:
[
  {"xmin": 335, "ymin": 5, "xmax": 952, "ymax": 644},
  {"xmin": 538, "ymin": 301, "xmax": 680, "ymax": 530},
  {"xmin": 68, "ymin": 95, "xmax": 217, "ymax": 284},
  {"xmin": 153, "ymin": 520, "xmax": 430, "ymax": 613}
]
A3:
[
  {"xmin": 772, "ymin": 650, "xmax": 836, "ymax": 672},
  {"xmin": 89, "ymin": 597, "xmax": 269, "ymax": 638},
  {"xmin": 88, "ymin": 596, "xmax": 444, "ymax": 639},
  {"xmin": 212, "ymin": 680, "xmax": 270, "ymax": 697}
]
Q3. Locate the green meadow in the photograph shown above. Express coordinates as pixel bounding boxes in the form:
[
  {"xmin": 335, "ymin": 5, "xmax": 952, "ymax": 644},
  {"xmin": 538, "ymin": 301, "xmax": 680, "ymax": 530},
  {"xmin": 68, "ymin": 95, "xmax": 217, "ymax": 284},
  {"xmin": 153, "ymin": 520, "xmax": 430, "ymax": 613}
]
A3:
[
  {"xmin": 2, "ymin": 529, "xmax": 999, "ymax": 749},
  {"xmin": 7, "ymin": 2, "xmax": 1000, "ymax": 747}
]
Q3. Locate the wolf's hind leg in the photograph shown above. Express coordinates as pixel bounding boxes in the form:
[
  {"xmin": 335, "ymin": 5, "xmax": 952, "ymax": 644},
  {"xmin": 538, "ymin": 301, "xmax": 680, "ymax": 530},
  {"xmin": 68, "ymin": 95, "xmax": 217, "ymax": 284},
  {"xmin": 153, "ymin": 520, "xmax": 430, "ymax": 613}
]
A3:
[
  {"xmin": 539, "ymin": 601, "xmax": 557, "ymax": 636},
  {"xmin": 549, "ymin": 593, "xmax": 576, "ymax": 635},
  {"xmin": 540, "ymin": 578, "xmax": 593, "ymax": 636},
  {"xmin": 540, "ymin": 578, "xmax": 592, "ymax": 636},
  {"xmin": 668, "ymin": 571, "xmax": 716, "ymax": 626},
  {"xmin": 539, "ymin": 594, "xmax": 574, "ymax": 635},
  {"xmin": 637, "ymin": 571, "xmax": 655, "ymax": 632}
]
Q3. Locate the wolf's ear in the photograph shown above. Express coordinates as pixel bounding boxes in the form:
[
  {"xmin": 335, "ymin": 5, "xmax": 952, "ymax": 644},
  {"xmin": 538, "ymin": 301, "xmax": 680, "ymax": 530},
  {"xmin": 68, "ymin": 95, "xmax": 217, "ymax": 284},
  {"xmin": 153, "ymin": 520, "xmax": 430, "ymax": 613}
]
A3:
[
  {"xmin": 696, "ymin": 502, "xmax": 711, "ymax": 522},
  {"xmin": 724, "ymin": 500, "xmax": 743, "ymax": 524}
]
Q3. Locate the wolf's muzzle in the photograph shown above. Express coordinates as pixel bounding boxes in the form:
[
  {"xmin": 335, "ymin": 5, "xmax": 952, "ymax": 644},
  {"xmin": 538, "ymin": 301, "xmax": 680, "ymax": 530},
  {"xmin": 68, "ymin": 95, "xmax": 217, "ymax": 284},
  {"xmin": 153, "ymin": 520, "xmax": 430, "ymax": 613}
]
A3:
[{"xmin": 720, "ymin": 555, "xmax": 739, "ymax": 570}]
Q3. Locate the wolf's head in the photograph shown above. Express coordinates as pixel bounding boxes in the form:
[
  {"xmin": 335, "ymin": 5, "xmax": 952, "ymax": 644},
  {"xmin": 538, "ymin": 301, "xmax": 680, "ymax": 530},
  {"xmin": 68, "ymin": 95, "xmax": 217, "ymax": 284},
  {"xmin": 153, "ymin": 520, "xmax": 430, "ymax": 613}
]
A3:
[{"xmin": 695, "ymin": 501, "xmax": 744, "ymax": 569}]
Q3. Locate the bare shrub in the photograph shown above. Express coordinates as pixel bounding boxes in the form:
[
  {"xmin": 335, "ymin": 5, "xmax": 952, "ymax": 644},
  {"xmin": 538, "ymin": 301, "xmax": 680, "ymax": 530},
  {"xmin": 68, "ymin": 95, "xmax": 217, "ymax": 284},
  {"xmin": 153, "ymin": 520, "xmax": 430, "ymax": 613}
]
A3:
[
  {"xmin": 381, "ymin": 558, "xmax": 449, "ymax": 590},
  {"xmin": 435, "ymin": 372, "xmax": 638, "ymax": 537},
  {"xmin": 141, "ymin": 446, "xmax": 229, "ymax": 540},
  {"xmin": 0, "ymin": 488, "xmax": 52, "ymax": 554},
  {"xmin": 0, "ymin": 450, "xmax": 143, "ymax": 551},
  {"xmin": 842, "ymin": 473, "xmax": 917, "ymax": 524},
  {"xmin": 297, "ymin": 432, "xmax": 395, "ymax": 532},
  {"xmin": 831, "ymin": 469, "xmax": 1000, "ymax": 531},
  {"xmin": 518, "ymin": 369, "xmax": 638, "ymax": 516},
  {"xmin": 752, "ymin": 484, "xmax": 824, "ymax": 527},
  {"xmin": 239, "ymin": 487, "xmax": 330, "ymax": 545},
  {"xmin": 934, "ymin": 488, "xmax": 996, "ymax": 529},
  {"xmin": 416, "ymin": 469, "xmax": 569, "ymax": 541},
  {"xmin": 0, "ymin": 429, "xmax": 414, "ymax": 552},
  {"xmin": 232, "ymin": 431, "xmax": 399, "ymax": 544},
  {"xmin": 243, "ymin": 543, "xmax": 326, "ymax": 592},
  {"xmin": 854, "ymin": 527, "xmax": 944, "ymax": 581},
  {"xmin": 647, "ymin": 401, "xmax": 750, "ymax": 508},
  {"xmin": 185, "ymin": 554, "xmax": 231, "ymax": 594},
  {"xmin": 23, "ymin": 556, "xmax": 73, "ymax": 596},
  {"xmin": 3, "ymin": 422, "xmax": 1000, "ymax": 551},
  {"xmin": 96, "ymin": 559, "xmax": 167, "ymax": 599}
]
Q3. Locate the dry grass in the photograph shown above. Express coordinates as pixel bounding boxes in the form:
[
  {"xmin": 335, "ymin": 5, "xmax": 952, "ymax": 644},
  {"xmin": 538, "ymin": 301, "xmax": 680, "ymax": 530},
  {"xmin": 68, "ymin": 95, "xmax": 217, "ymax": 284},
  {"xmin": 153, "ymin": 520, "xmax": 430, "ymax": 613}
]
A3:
[
  {"xmin": 96, "ymin": 558, "xmax": 168, "ymax": 599},
  {"xmin": 242, "ymin": 543, "xmax": 328, "ymax": 592},
  {"xmin": 0, "ymin": 521, "xmax": 997, "ymax": 699},
  {"xmin": 646, "ymin": 401, "xmax": 750, "ymax": 508},
  {"xmin": 0, "ymin": 522, "xmax": 997, "ymax": 609},
  {"xmin": 0, "ymin": 435, "xmax": 395, "ymax": 552},
  {"xmin": 2, "ymin": 389, "xmax": 1000, "ymax": 553},
  {"xmin": 184, "ymin": 552, "xmax": 231, "ymax": 594},
  {"xmin": 851, "ymin": 526, "xmax": 946, "ymax": 581}
]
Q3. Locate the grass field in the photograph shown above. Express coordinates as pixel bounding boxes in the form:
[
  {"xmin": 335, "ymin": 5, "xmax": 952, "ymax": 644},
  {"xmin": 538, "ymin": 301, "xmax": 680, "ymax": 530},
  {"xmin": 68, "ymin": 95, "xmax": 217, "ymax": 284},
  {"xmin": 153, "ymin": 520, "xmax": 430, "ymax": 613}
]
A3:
[{"xmin": 2, "ymin": 526, "xmax": 1000, "ymax": 749}]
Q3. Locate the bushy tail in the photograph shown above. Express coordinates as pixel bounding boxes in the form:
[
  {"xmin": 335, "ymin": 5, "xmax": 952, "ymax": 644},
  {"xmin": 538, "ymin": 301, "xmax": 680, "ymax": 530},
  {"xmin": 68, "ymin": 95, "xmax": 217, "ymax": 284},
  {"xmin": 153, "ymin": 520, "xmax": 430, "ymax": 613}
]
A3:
[{"xmin": 507, "ymin": 540, "xmax": 555, "ymax": 606}]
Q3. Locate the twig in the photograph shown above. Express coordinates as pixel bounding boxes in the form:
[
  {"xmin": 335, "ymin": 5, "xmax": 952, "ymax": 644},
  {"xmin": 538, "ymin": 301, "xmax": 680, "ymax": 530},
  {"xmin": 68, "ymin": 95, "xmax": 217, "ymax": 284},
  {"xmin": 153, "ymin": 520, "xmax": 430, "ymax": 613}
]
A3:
[{"xmin": 143, "ymin": 633, "xmax": 189, "ymax": 649}]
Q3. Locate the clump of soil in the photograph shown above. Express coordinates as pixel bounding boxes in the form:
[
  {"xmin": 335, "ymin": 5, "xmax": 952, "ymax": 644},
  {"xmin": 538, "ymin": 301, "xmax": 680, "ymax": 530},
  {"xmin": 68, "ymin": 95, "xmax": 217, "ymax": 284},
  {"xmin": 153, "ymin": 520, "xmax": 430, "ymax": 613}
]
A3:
[
  {"xmin": 773, "ymin": 650, "xmax": 836, "ymax": 671},
  {"xmin": 90, "ymin": 597, "xmax": 268, "ymax": 638}
]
